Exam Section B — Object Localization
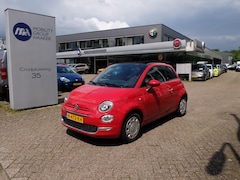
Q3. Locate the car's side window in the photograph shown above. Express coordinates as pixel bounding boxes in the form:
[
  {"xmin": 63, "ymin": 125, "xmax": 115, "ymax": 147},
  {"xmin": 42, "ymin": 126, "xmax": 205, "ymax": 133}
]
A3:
[
  {"xmin": 141, "ymin": 74, "xmax": 153, "ymax": 87},
  {"xmin": 151, "ymin": 68, "xmax": 166, "ymax": 82},
  {"xmin": 158, "ymin": 66, "xmax": 177, "ymax": 81},
  {"xmin": 141, "ymin": 67, "xmax": 166, "ymax": 87}
]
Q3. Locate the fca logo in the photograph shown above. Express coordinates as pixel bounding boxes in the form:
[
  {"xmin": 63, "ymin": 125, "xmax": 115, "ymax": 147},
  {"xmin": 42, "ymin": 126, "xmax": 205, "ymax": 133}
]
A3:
[{"xmin": 13, "ymin": 22, "xmax": 32, "ymax": 41}]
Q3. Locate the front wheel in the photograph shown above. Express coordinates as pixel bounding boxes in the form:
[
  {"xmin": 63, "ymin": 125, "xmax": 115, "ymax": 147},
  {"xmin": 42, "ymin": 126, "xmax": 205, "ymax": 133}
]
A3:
[
  {"xmin": 121, "ymin": 113, "xmax": 141, "ymax": 143},
  {"xmin": 176, "ymin": 97, "xmax": 187, "ymax": 116}
]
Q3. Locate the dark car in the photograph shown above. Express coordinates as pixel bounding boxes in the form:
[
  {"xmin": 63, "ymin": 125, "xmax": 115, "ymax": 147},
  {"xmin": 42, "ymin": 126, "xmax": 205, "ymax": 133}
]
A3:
[
  {"xmin": 220, "ymin": 64, "xmax": 228, "ymax": 74},
  {"xmin": 57, "ymin": 65, "xmax": 85, "ymax": 91},
  {"xmin": 191, "ymin": 64, "xmax": 210, "ymax": 81},
  {"xmin": 61, "ymin": 63, "xmax": 188, "ymax": 143},
  {"xmin": 0, "ymin": 49, "xmax": 9, "ymax": 101}
]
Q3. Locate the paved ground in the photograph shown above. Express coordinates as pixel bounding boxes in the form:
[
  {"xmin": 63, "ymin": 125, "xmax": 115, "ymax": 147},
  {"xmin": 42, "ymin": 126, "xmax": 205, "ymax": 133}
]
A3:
[{"xmin": 0, "ymin": 71, "xmax": 240, "ymax": 180}]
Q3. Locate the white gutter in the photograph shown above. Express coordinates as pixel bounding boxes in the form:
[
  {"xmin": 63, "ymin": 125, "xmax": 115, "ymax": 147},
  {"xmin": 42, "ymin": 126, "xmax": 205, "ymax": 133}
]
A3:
[
  {"xmin": 56, "ymin": 39, "xmax": 208, "ymax": 59},
  {"xmin": 56, "ymin": 39, "xmax": 188, "ymax": 59}
]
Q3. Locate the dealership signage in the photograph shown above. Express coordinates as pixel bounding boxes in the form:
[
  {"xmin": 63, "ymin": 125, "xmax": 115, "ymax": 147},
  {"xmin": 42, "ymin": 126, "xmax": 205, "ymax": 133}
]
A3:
[
  {"xmin": 149, "ymin": 28, "xmax": 158, "ymax": 38},
  {"xmin": 5, "ymin": 9, "xmax": 58, "ymax": 110}
]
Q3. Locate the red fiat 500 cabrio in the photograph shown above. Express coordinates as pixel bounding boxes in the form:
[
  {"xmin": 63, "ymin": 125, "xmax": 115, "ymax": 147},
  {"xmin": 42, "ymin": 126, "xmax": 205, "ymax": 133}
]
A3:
[{"xmin": 61, "ymin": 63, "xmax": 188, "ymax": 143}]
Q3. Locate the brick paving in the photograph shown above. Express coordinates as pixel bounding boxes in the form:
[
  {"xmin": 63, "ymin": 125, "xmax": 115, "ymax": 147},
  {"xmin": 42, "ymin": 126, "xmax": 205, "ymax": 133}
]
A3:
[{"xmin": 0, "ymin": 72, "xmax": 240, "ymax": 179}]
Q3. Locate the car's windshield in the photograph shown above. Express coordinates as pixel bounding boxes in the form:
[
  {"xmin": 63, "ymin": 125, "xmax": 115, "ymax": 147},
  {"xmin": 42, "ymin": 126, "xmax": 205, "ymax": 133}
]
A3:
[
  {"xmin": 192, "ymin": 64, "xmax": 206, "ymax": 71},
  {"xmin": 57, "ymin": 66, "xmax": 75, "ymax": 73},
  {"xmin": 207, "ymin": 65, "xmax": 212, "ymax": 69},
  {"xmin": 90, "ymin": 63, "xmax": 147, "ymax": 88}
]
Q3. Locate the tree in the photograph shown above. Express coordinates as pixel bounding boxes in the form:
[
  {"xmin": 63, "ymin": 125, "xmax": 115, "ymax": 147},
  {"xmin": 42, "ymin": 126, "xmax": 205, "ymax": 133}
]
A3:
[{"xmin": 229, "ymin": 48, "xmax": 240, "ymax": 61}]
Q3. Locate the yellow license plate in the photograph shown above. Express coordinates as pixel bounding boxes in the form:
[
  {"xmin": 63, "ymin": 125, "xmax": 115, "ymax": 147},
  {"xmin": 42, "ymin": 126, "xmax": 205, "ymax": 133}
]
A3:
[
  {"xmin": 192, "ymin": 76, "xmax": 198, "ymax": 78},
  {"xmin": 67, "ymin": 113, "xmax": 84, "ymax": 123},
  {"xmin": 73, "ymin": 82, "xmax": 82, "ymax": 86}
]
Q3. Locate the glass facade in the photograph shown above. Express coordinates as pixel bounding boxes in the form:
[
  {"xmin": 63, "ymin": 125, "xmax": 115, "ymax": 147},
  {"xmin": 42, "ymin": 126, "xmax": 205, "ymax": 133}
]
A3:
[{"xmin": 58, "ymin": 35, "xmax": 144, "ymax": 52}]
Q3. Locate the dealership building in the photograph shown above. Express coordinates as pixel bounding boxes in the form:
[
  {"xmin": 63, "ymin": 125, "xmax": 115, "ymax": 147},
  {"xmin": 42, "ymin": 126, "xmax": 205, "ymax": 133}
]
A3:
[{"xmin": 56, "ymin": 24, "xmax": 222, "ymax": 73}]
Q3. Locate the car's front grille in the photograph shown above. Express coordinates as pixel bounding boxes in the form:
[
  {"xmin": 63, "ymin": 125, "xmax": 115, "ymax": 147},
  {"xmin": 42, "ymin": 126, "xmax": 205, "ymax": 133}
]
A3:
[
  {"xmin": 62, "ymin": 116, "xmax": 97, "ymax": 133},
  {"xmin": 66, "ymin": 103, "xmax": 91, "ymax": 112}
]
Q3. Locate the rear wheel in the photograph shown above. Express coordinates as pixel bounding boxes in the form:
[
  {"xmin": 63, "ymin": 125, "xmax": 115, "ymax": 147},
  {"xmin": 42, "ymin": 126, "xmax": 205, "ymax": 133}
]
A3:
[
  {"xmin": 84, "ymin": 69, "xmax": 89, "ymax": 74},
  {"xmin": 176, "ymin": 97, "xmax": 187, "ymax": 116},
  {"xmin": 121, "ymin": 113, "xmax": 141, "ymax": 143}
]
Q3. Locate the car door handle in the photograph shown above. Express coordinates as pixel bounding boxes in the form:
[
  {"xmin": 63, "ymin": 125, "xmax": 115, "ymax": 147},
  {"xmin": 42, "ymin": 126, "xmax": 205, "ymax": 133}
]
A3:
[{"xmin": 168, "ymin": 88, "xmax": 174, "ymax": 93}]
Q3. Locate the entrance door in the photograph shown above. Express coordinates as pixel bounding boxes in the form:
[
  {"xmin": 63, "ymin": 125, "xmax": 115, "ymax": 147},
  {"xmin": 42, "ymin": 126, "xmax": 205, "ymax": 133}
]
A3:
[{"xmin": 94, "ymin": 57, "xmax": 108, "ymax": 73}]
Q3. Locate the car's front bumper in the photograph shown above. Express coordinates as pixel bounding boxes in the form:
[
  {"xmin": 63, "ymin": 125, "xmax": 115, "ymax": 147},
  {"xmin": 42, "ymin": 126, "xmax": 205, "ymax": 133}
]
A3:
[
  {"xmin": 61, "ymin": 116, "xmax": 121, "ymax": 138},
  {"xmin": 191, "ymin": 75, "xmax": 205, "ymax": 81}
]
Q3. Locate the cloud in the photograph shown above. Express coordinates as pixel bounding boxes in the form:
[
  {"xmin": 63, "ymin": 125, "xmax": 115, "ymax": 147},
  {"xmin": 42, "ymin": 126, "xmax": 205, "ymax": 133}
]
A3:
[
  {"xmin": 192, "ymin": 34, "xmax": 240, "ymax": 51},
  {"xmin": 0, "ymin": 0, "xmax": 240, "ymax": 50},
  {"xmin": 57, "ymin": 16, "xmax": 129, "ymax": 35}
]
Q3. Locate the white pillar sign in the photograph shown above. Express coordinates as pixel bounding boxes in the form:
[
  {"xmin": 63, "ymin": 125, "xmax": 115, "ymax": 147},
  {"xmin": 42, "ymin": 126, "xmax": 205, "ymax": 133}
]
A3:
[{"xmin": 5, "ymin": 9, "xmax": 58, "ymax": 110}]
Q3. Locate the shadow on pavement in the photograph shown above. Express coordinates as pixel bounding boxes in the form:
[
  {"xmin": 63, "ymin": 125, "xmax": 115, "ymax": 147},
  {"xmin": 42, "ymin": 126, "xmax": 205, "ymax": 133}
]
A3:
[
  {"xmin": 142, "ymin": 113, "xmax": 175, "ymax": 134},
  {"xmin": 206, "ymin": 142, "xmax": 240, "ymax": 175},
  {"xmin": 66, "ymin": 129, "xmax": 123, "ymax": 146},
  {"xmin": 206, "ymin": 113, "xmax": 240, "ymax": 175}
]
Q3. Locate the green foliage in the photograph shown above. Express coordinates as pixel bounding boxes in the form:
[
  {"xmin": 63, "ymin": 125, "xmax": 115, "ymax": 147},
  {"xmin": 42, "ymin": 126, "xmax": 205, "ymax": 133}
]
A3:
[{"xmin": 229, "ymin": 47, "xmax": 240, "ymax": 62}]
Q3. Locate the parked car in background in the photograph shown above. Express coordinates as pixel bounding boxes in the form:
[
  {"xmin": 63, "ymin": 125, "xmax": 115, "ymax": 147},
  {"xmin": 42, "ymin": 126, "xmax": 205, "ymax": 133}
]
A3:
[
  {"xmin": 0, "ymin": 49, "xmax": 9, "ymax": 101},
  {"xmin": 71, "ymin": 63, "xmax": 90, "ymax": 74},
  {"xmin": 220, "ymin": 64, "xmax": 228, "ymax": 73},
  {"xmin": 61, "ymin": 63, "xmax": 188, "ymax": 143},
  {"xmin": 206, "ymin": 64, "xmax": 214, "ymax": 78},
  {"xmin": 57, "ymin": 65, "xmax": 85, "ymax": 91},
  {"xmin": 217, "ymin": 64, "xmax": 222, "ymax": 75},
  {"xmin": 227, "ymin": 63, "xmax": 236, "ymax": 70},
  {"xmin": 191, "ymin": 64, "xmax": 210, "ymax": 81},
  {"xmin": 236, "ymin": 64, "xmax": 240, "ymax": 72},
  {"xmin": 213, "ymin": 64, "xmax": 221, "ymax": 77},
  {"xmin": 97, "ymin": 67, "xmax": 105, "ymax": 74}
]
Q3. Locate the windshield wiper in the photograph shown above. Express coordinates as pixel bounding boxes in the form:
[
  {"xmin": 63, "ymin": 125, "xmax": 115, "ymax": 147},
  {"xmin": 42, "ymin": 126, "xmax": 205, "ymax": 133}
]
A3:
[
  {"xmin": 89, "ymin": 80, "xmax": 96, "ymax": 85},
  {"xmin": 103, "ymin": 82, "xmax": 122, "ymax": 87},
  {"xmin": 89, "ymin": 81, "xmax": 122, "ymax": 87}
]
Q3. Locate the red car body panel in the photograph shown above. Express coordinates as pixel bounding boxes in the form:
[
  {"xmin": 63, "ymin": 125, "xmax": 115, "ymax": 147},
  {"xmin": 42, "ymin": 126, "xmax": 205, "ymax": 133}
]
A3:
[{"xmin": 61, "ymin": 63, "xmax": 187, "ymax": 139}]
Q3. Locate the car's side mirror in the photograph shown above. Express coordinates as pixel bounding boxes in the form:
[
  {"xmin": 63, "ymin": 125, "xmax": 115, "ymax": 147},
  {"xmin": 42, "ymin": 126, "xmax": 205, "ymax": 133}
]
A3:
[{"xmin": 146, "ymin": 80, "xmax": 160, "ymax": 92}]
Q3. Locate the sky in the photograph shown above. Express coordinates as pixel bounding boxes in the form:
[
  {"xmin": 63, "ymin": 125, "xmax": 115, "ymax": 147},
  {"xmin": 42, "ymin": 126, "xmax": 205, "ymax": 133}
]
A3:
[{"xmin": 0, "ymin": 0, "xmax": 240, "ymax": 51}]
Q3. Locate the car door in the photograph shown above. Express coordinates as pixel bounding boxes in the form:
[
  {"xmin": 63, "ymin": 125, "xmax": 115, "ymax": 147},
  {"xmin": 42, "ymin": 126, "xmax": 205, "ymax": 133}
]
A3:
[
  {"xmin": 158, "ymin": 65, "xmax": 180, "ymax": 113},
  {"xmin": 139, "ymin": 66, "xmax": 175, "ymax": 125}
]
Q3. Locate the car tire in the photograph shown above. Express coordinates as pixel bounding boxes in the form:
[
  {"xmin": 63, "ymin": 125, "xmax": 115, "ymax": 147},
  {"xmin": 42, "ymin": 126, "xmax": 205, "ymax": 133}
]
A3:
[
  {"xmin": 121, "ymin": 113, "xmax": 141, "ymax": 143},
  {"xmin": 176, "ymin": 97, "xmax": 187, "ymax": 116},
  {"xmin": 204, "ymin": 75, "xmax": 206, "ymax": 81},
  {"xmin": 84, "ymin": 69, "xmax": 89, "ymax": 74}
]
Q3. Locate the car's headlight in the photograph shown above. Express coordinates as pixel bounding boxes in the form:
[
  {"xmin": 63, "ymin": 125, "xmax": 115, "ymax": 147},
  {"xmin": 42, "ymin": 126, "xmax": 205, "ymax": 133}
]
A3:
[
  {"xmin": 98, "ymin": 101, "xmax": 113, "ymax": 112},
  {"xmin": 60, "ymin": 77, "xmax": 70, "ymax": 82},
  {"xmin": 64, "ymin": 95, "xmax": 69, "ymax": 103}
]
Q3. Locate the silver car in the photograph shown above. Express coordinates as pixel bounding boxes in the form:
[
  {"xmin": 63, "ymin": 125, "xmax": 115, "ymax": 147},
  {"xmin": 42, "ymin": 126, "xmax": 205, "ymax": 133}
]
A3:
[
  {"xmin": 236, "ymin": 64, "xmax": 240, "ymax": 72},
  {"xmin": 191, "ymin": 64, "xmax": 210, "ymax": 81}
]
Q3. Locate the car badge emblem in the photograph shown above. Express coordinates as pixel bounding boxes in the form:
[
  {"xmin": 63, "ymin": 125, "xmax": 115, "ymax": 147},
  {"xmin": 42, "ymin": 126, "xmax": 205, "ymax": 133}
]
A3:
[
  {"xmin": 75, "ymin": 79, "xmax": 79, "ymax": 81},
  {"xmin": 74, "ymin": 104, "xmax": 79, "ymax": 110}
]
